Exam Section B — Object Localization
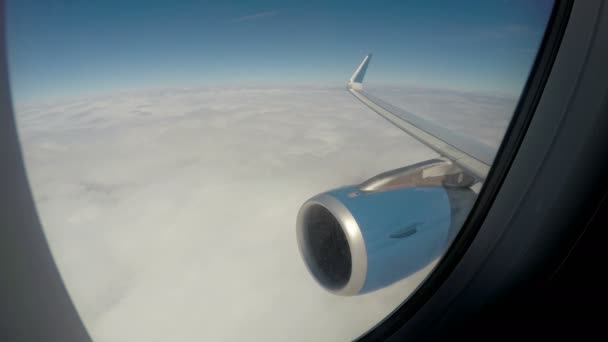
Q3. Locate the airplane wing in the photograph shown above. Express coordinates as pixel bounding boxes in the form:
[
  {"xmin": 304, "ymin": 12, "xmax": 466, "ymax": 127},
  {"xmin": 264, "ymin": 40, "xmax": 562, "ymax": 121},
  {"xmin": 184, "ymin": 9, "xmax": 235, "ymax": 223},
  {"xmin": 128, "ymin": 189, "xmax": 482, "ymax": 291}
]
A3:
[{"xmin": 347, "ymin": 54, "xmax": 492, "ymax": 182}]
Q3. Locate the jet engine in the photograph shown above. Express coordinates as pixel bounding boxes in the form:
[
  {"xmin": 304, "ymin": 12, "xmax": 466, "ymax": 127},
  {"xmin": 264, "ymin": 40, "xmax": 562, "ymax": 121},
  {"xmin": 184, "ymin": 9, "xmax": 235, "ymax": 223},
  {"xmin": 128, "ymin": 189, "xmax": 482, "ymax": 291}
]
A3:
[{"xmin": 296, "ymin": 159, "xmax": 477, "ymax": 295}]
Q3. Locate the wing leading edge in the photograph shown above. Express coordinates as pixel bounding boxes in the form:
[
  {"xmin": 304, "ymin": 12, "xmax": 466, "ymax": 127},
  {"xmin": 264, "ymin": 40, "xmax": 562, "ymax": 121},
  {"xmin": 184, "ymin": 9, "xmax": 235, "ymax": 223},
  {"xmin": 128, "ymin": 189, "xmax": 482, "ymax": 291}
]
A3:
[{"xmin": 347, "ymin": 54, "xmax": 492, "ymax": 182}]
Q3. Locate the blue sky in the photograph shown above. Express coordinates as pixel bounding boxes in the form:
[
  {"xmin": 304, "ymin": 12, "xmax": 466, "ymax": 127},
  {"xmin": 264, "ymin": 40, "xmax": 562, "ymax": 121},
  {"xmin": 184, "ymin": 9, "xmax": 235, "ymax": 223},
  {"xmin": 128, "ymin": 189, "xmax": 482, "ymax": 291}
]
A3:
[{"xmin": 7, "ymin": 0, "xmax": 553, "ymax": 103}]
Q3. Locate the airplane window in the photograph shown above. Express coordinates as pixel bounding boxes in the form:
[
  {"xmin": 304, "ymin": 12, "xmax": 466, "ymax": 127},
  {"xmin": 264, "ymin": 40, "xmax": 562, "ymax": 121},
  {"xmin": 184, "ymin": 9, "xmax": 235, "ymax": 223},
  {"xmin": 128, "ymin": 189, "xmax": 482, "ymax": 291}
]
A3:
[{"xmin": 6, "ymin": 1, "xmax": 555, "ymax": 341}]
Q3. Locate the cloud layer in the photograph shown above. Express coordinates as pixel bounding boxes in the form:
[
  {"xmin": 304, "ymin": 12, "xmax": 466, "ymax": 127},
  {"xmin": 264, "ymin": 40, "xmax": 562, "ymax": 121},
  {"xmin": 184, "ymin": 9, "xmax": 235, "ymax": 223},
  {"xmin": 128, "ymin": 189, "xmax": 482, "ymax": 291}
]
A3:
[{"xmin": 15, "ymin": 86, "xmax": 513, "ymax": 341}]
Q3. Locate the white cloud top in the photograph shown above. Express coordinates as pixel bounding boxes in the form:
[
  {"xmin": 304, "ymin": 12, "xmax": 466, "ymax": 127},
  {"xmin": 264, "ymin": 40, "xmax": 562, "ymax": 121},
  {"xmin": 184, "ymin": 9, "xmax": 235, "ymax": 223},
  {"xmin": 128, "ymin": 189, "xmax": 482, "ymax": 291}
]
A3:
[{"xmin": 15, "ymin": 86, "xmax": 514, "ymax": 341}]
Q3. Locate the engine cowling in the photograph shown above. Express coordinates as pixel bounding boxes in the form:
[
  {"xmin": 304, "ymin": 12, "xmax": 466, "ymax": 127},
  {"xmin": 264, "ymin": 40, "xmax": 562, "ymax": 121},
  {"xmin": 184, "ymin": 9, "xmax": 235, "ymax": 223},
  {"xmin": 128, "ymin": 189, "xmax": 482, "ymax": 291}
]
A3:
[{"xmin": 296, "ymin": 159, "xmax": 476, "ymax": 295}]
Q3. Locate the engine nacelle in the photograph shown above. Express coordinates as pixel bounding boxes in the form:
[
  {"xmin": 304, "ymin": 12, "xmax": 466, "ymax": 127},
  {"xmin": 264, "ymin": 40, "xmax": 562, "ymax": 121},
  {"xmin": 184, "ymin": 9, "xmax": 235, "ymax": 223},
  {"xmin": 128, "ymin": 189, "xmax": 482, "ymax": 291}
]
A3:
[{"xmin": 296, "ymin": 159, "xmax": 476, "ymax": 295}]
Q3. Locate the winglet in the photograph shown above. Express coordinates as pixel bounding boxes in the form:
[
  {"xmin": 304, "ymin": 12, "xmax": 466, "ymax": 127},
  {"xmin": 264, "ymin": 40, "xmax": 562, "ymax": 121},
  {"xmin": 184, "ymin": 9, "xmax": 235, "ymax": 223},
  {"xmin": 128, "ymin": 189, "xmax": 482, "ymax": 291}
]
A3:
[{"xmin": 348, "ymin": 54, "xmax": 372, "ymax": 90}]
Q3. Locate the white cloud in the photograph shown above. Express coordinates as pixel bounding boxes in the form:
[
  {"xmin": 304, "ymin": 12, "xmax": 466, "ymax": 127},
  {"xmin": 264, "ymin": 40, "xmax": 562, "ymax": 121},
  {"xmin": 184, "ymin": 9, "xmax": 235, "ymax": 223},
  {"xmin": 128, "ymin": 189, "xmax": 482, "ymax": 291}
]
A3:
[
  {"xmin": 231, "ymin": 10, "xmax": 279, "ymax": 23},
  {"xmin": 15, "ymin": 86, "xmax": 513, "ymax": 341}
]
